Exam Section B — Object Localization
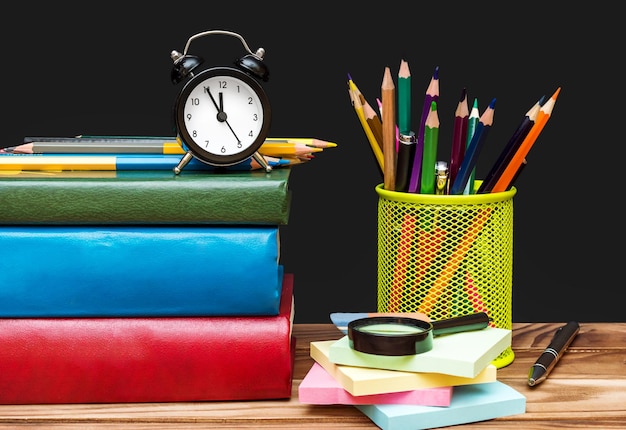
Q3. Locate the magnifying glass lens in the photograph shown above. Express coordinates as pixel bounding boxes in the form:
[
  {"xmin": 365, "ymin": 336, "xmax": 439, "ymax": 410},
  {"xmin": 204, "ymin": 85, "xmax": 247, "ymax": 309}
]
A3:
[{"xmin": 359, "ymin": 323, "xmax": 428, "ymax": 335}]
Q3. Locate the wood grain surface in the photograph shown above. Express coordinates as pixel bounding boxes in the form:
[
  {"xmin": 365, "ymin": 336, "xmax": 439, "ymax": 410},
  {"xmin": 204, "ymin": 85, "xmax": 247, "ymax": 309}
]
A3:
[{"xmin": 0, "ymin": 323, "xmax": 624, "ymax": 429}]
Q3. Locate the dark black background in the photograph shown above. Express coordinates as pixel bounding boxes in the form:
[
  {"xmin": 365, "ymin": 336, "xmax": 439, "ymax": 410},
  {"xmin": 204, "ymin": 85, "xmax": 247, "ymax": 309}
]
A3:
[{"xmin": 4, "ymin": 3, "xmax": 622, "ymax": 322}]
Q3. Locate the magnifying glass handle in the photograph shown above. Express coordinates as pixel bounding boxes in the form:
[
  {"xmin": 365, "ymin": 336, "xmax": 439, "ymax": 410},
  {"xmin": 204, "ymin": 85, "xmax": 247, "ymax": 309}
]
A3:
[{"xmin": 432, "ymin": 312, "xmax": 491, "ymax": 336}]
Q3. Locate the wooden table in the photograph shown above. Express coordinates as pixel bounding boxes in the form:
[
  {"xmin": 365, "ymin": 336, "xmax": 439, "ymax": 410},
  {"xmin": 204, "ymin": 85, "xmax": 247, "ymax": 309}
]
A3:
[{"xmin": 0, "ymin": 323, "xmax": 624, "ymax": 429}]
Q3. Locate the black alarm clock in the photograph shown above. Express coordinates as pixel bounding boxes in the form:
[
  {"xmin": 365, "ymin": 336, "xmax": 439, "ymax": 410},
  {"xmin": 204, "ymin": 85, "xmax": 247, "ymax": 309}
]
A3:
[{"xmin": 170, "ymin": 30, "xmax": 272, "ymax": 174}]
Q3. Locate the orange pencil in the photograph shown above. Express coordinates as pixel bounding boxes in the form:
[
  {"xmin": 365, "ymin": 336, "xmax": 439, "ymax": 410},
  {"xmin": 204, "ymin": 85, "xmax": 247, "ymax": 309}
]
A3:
[
  {"xmin": 381, "ymin": 66, "xmax": 396, "ymax": 191},
  {"xmin": 465, "ymin": 270, "xmax": 496, "ymax": 327},
  {"xmin": 388, "ymin": 214, "xmax": 417, "ymax": 312},
  {"xmin": 412, "ymin": 228, "xmax": 446, "ymax": 292},
  {"xmin": 490, "ymin": 87, "xmax": 561, "ymax": 193},
  {"xmin": 417, "ymin": 208, "xmax": 493, "ymax": 314}
]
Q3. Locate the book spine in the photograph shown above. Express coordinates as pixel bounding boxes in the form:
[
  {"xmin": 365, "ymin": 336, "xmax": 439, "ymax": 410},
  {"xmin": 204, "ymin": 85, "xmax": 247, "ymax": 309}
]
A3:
[
  {"xmin": 0, "ymin": 169, "xmax": 291, "ymax": 225},
  {"xmin": 0, "ymin": 274, "xmax": 294, "ymax": 404},
  {"xmin": 0, "ymin": 226, "xmax": 283, "ymax": 317}
]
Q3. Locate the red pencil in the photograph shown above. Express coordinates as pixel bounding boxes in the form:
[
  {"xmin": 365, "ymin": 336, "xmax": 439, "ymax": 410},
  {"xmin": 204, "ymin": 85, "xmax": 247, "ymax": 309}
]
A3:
[{"xmin": 448, "ymin": 88, "xmax": 469, "ymax": 190}]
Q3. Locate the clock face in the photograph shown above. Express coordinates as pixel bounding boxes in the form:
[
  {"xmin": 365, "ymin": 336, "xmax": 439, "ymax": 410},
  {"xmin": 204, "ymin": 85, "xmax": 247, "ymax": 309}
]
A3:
[{"xmin": 175, "ymin": 67, "xmax": 271, "ymax": 166}]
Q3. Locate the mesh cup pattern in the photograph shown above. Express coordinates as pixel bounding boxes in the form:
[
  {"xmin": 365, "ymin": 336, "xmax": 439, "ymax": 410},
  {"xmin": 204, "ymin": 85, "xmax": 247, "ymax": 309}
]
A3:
[{"xmin": 376, "ymin": 183, "xmax": 515, "ymax": 367}]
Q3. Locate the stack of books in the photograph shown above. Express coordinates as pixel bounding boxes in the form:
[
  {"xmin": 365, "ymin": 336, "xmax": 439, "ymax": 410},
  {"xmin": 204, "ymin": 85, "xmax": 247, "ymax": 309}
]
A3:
[
  {"xmin": 299, "ymin": 317, "xmax": 526, "ymax": 429},
  {"xmin": 0, "ymin": 168, "xmax": 296, "ymax": 404}
]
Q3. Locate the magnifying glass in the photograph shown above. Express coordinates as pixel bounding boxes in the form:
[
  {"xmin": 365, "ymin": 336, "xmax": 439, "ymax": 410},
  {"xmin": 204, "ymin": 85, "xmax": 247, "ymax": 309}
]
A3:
[{"xmin": 347, "ymin": 312, "xmax": 492, "ymax": 356}]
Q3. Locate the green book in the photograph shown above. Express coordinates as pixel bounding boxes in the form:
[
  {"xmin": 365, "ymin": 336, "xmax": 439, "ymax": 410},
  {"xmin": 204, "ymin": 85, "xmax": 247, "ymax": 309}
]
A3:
[{"xmin": 0, "ymin": 168, "xmax": 291, "ymax": 225}]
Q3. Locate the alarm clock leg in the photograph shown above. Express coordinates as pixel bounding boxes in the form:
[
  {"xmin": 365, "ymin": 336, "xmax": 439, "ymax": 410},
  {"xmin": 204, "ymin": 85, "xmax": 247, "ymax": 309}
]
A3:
[
  {"xmin": 252, "ymin": 151, "xmax": 273, "ymax": 173},
  {"xmin": 174, "ymin": 152, "xmax": 195, "ymax": 174}
]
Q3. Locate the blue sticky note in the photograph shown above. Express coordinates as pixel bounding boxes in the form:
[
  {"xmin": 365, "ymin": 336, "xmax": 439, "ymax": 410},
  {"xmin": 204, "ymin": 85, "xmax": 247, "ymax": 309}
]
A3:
[{"xmin": 356, "ymin": 381, "xmax": 526, "ymax": 430}]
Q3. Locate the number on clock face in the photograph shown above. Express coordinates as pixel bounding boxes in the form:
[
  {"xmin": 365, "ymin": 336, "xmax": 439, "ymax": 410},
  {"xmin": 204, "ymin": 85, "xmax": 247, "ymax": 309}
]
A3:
[{"xmin": 183, "ymin": 74, "xmax": 265, "ymax": 157}]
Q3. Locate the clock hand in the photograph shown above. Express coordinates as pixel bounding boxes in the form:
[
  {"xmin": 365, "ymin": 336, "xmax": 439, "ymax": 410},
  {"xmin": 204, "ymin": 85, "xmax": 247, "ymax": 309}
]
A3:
[
  {"xmin": 206, "ymin": 88, "xmax": 241, "ymax": 143},
  {"xmin": 207, "ymin": 89, "xmax": 228, "ymax": 122}
]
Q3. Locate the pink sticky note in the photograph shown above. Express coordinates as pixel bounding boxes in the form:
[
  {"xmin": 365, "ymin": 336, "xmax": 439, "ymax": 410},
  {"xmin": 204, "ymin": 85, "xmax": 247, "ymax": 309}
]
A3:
[{"xmin": 298, "ymin": 363, "xmax": 452, "ymax": 406}]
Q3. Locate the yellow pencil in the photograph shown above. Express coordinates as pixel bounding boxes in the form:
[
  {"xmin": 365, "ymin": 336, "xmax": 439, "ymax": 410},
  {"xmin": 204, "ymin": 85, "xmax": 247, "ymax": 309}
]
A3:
[
  {"xmin": 258, "ymin": 143, "xmax": 323, "ymax": 157},
  {"xmin": 348, "ymin": 83, "xmax": 384, "ymax": 171}
]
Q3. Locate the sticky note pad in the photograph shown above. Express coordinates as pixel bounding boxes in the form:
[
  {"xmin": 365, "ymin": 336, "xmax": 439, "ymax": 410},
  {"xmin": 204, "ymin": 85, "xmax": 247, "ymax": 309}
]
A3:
[
  {"xmin": 356, "ymin": 381, "xmax": 526, "ymax": 430},
  {"xmin": 328, "ymin": 327, "xmax": 511, "ymax": 378},
  {"xmin": 310, "ymin": 340, "xmax": 497, "ymax": 396},
  {"xmin": 298, "ymin": 363, "xmax": 453, "ymax": 406}
]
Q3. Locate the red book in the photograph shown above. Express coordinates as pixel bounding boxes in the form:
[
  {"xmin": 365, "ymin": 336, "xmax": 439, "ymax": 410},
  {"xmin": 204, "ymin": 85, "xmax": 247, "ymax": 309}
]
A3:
[{"xmin": 0, "ymin": 274, "xmax": 295, "ymax": 404}]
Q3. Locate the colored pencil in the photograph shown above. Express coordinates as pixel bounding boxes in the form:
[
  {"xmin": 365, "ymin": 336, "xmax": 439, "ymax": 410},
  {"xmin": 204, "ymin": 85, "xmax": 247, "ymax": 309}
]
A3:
[
  {"xmin": 465, "ymin": 270, "xmax": 496, "ymax": 327},
  {"xmin": 362, "ymin": 99, "xmax": 384, "ymax": 153},
  {"xmin": 7, "ymin": 137, "xmax": 336, "ymax": 154},
  {"xmin": 381, "ymin": 66, "xmax": 397, "ymax": 191},
  {"xmin": 397, "ymin": 59, "xmax": 412, "ymax": 136},
  {"xmin": 420, "ymin": 101, "xmax": 440, "ymax": 194},
  {"xmin": 449, "ymin": 98, "xmax": 496, "ymax": 195},
  {"xmin": 412, "ymin": 227, "xmax": 446, "ymax": 295},
  {"xmin": 448, "ymin": 88, "xmax": 469, "ymax": 190},
  {"xmin": 348, "ymin": 76, "xmax": 384, "ymax": 171},
  {"xmin": 0, "ymin": 153, "xmax": 291, "ymax": 171},
  {"xmin": 5, "ymin": 138, "xmax": 185, "ymax": 155},
  {"xmin": 490, "ymin": 87, "xmax": 561, "ymax": 193},
  {"xmin": 264, "ymin": 138, "xmax": 338, "ymax": 148},
  {"xmin": 477, "ymin": 96, "xmax": 544, "ymax": 194},
  {"xmin": 348, "ymin": 74, "xmax": 383, "ymax": 151},
  {"xmin": 257, "ymin": 143, "xmax": 323, "ymax": 157},
  {"xmin": 463, "ymin": 98, "xmax": 480, "ymax": 194},
  {"xmin": 347, "ymin": 73, "xmax": 366, "ymax": 105},
  {"xmin": 376, "ymin": 97, "xmax": 400, "ymax": 152},
  {"xmin": 509, "ymin": 157, "xmax": 528, "ymax": 187},
  {"xmin": 389, "ymin": 214, "xmax": 417, "ymax": 312},
  {"xmin": 346, "ymin": 75, "xmax": 382, "ymax": 148},
  {"xmin": 417, "ymin": 207, "xmax": 493, "ymax": 314},
  {"xmin": 408, "ymin": 66, "xmax": 439, "ymax": 193}
]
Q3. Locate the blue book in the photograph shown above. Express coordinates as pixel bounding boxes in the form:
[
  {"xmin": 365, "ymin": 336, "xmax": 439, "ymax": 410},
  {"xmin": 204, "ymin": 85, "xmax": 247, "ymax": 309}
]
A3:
[
  {"xmin": 356, "ymin": 381, "xmax": 526, "ymax": 430},
  {"xmin": 0, "ymin": 225, "xmax": 282, "ymax": 317}
]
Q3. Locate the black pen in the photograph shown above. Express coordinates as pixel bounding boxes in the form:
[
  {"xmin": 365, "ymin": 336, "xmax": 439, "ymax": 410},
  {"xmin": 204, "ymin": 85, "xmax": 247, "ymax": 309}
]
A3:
[
  {"xmin": 528, "ymin": 321, "xmax": 580, "ymax": 387},
  {"xmin": 395, "ymin": 132, "xmax": 416, "ymax": 192}
]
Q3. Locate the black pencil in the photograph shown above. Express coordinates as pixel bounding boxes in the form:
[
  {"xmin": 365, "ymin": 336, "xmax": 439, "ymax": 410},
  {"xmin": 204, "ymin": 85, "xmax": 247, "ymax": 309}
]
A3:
[{"xmin": 477, "ymin": 96, "xmax": 544, "ymax": 194}]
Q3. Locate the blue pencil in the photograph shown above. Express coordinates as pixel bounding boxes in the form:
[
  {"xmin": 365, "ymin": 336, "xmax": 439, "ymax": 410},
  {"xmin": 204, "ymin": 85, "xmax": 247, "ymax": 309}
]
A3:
[
  {"xmin": 0, "ymin": 153, "xmax": 289, "ymax": 171},
  {"xmin": 449, "ymin": 98, "xmax": 496, "ymax": 195}
]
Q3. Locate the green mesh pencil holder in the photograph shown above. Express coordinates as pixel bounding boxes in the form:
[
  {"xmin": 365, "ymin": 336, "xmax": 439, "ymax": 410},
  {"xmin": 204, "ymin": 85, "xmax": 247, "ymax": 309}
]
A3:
[{"xmin": 376, "ymin": 182, "xmax": 516, "ymax": 368}]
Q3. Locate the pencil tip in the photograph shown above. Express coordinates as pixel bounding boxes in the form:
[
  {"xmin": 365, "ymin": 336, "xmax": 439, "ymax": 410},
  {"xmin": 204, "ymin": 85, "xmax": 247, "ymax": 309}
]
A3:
[
  {"xmin": 347, "ymin": 72, "xmax": 352, "ymax": 81},
  {"xmin": 472, "ymin": 98, "xmax": 479, "ymax": 108},
  {"xmin": 538, "ymin": 95, "xmax": 546, "ymax": 106},
  {"xmin": 552, "ymin": 87, "xmax": 562, "ymax": 99},
  {"xmin": 433, "ymin": 66, "xmax": 439, "ymax": 80},
  {"xmin": 489, "ymin": 98, "xmax": 496, "ymax": 108},
  {"xmin": 460, "ymin": 87, "xmax": 467, "ymax": 101}
]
